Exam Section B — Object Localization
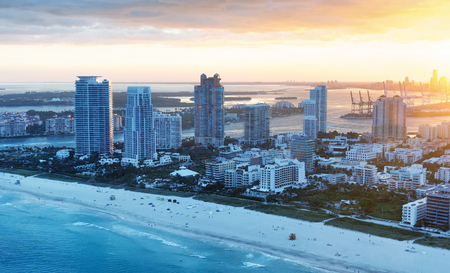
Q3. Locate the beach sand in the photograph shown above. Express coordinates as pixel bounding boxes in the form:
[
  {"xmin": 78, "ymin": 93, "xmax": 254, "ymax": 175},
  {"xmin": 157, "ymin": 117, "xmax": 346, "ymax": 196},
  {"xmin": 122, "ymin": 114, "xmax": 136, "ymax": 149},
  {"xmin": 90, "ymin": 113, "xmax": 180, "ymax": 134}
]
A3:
[{"xmin": 1, "ymin": 173, "xmax": 448, "ymax": 273}]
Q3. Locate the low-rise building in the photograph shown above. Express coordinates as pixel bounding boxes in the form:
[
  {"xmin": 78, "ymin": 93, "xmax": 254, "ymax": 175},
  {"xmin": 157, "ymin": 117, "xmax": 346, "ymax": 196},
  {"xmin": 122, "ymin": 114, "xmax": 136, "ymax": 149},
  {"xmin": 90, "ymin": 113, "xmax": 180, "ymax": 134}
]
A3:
[
  {"xmin": 385, "ymin": 148, "xmax": 423, "ymax": 164},
  {"xmin": 388, "ymin": 164, "xmax": 427, "ymax": 191},
  {"xmin": 225, "ymin": 165, "xmax": 261, "ymax": 188},
  {"xmin": 416, "ymin": 185, "xmax": 437, "ymax": 198},
  {"xmin": 170, "ymin": 166, "xmax": 199, "ymax": 178},
  {"xmin": 205, "ymin": 159, "xmax": 236, "ymax": 181},
  {"xmin": 353, "ymin": 163, "xmax": 378, "ymax": 186},
  {"xmin": 346, "ymin": 143, "xmax": 389, "ymax": 162},
  {"xmin": 401, "ymin": 198, "xmax": 427, "ymax": 227},
  {"xmin": 45, "ymin": 116, "xmax": 75, "ymax": 134},
  {"xmin": 56, "ymin": 149, "xmax": 71, "ymax": 159},
  {"xmin": 435, "ymin": 167, "xmax": 450, "ymax": 182}
]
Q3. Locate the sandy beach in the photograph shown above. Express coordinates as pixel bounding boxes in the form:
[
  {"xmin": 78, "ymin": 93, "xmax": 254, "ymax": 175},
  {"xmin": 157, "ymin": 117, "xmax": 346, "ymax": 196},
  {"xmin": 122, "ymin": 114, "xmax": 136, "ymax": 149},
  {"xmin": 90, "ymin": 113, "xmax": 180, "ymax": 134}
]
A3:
[{"xmin": 1, "ymin": 173, "xmax": 448, "ymax": 273}]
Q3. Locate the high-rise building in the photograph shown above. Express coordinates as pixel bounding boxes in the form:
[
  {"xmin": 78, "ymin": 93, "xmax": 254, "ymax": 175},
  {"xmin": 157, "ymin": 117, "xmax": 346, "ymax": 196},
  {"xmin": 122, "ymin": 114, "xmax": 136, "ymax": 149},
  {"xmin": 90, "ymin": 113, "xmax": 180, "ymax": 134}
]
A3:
[
  {"xmin": 439, "ymin": 76, "xmax": 448, "ymax": 90},
  {"xmin": 303, "ymin": 85, "xmax": 327, "ymax": 139},
  {"xmin": 426, "ymin": 185, "xmax": 450, "ymax": 228},
  {"xmin": 74, "ymin": 76, "xmax": 113, "ymax": 156},
  {"xmin": 372, "ymin": 96, "xmax": 407, "ymax": 140},
  {"xmin": 432, "ymin": 69, "xmax": 438, "ymax": 87},
  {"xmin": 260, "ymin": 158, "xmax": 306, "ymax": 193},
  {"xmin": 194, "ymin": 74, "xmax": 224, "ymax": 147},
  {"xmin": 418, "ymin": 124, "xmax": 437, "ymax": 140},
  {"xmin": 290, "ymin": 134, "xmax": 315, "ymax": 173},
  {"xmin": 113, "ymin": 114, "xmax": 122, "ymax": 131},
  {"xmin": 124, "ymin": 86, "xmax": 156, "ymax": 161},
  {"xmin": 244, "ymin": 104, "xmax": 270, "ymax": 145},
  {"xmin": 154, "ymin": 113, "xmax": 182, "ymax": 150}
]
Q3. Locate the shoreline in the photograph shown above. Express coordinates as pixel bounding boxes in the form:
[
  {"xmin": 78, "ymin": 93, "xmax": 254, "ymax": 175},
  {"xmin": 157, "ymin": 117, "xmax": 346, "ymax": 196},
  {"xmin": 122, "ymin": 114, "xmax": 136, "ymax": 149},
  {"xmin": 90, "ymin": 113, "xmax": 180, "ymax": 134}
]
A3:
[{"xmin": 1, "ymin": 173, "xmax": 449, "ymax": 273}]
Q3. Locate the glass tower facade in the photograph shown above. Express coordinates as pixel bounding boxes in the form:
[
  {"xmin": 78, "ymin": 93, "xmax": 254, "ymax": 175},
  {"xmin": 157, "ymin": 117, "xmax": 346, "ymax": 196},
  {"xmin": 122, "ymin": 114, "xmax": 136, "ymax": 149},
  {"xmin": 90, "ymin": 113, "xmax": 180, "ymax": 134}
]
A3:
[
  {"xmin": 75, "ymin": 76, "xmax": 113, "ymax": 156},
  {"xmin": 290, "ymin": 134, "xmax": 315, "ymax": 173},
  {"xmin": 124, "ymin": 86, "xmax": 155, "ymax": 161},
  {"xmin": 244, "ymin": 104, "xmax": 270, "ymax": 144},
  {"xmin": 194, "ymin": 73, "xmax": 224, "ymax": 147},
  {"xmin": 303, "ymin": 85, "xmax": 327, "ymax": 139}
]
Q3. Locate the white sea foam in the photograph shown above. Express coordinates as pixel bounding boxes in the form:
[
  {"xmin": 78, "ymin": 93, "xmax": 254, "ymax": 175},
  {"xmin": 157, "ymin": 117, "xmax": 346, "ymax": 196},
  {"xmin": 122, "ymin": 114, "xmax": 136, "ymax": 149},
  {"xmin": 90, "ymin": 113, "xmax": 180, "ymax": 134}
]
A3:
[
  {"xmin": 112, "ymin": 225, "xmax": 185, "ymax": 248},
  {"xmin": 246, "ymin": 253, "xmax": 254, "ymax": 258},
  {"xmin": 73, "ymin": 222, "xmax": 89, "ymax": 226},
  {"xmin": 243, "ymin": 262, "xmax": 265, "ymax": 268},
  {"xmin": 190, "ymin": 255, "xmax": 206, "ymax": 259},
  {"xmin": 1, "ymin": 202, "xmax": 12, "ymax": 206},
  {"xmin": 73, "ymin": 222, "xmax": 110, "ymax": 231}
]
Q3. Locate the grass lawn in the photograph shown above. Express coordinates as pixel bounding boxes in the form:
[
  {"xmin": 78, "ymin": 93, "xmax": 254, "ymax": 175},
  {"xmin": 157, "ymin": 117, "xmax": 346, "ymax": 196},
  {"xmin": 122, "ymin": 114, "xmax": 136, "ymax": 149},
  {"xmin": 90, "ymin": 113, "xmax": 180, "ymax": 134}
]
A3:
[
  {"xmin": 0, "ymin": 169, "xmax": 41, "ymax": 177},
  {"xmin": 414, "ymin": 237, "xmax": 450, "ymax": 250},
  {"xmin": 325, "ymin": 217, "xmax": 424, "ymax": 241},
  {"xmin": 193, "ymin": 195, "xmax": 334, "ymax": 222},
  {"xmin": 369, "ymin": 202, "xmax": 402, "ymax": 221},
  {"xmin": 246, "ymin": 203, "xmax": 334, "ymax": 222},
  {"xmin": 36, "ymin": 173, "xmax": 90, "ymax": 183},
  {"xmin": 194, "ymin": 195, "xmax": 257, "ymax": 207}
]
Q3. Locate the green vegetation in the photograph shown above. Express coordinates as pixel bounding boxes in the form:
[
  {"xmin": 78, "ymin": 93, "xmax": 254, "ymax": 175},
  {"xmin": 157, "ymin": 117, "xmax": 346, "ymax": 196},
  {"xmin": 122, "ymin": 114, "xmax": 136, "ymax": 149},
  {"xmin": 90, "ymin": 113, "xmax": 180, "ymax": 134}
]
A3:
[
  {"xmin": 369, "ymin": 202, "xmax": 403, "ymax": 221},
  {"xmin": 414, "ymin": 237, "xmax": 450, "ymax": 250},
  {"xmin": 325, "ymin": 218, "xmax": 423, "ymax": 241},
  {"xmin": 194, "ymin": 195, "xmax": 256, "ymax": 207},
  {"xmin": 246, "ymin": 204, "xmax": 333, "ymax": 222},
  {"xmin": 0, "ymin": 169, "xmax": 41, "ymax": 177},
  {"xmin": 193, "ymin": 195, "xmax": 334, "ymax": 222},
  {"xmin": 36, "ymin": 173, "xmax": 91, "ymax": 183}
]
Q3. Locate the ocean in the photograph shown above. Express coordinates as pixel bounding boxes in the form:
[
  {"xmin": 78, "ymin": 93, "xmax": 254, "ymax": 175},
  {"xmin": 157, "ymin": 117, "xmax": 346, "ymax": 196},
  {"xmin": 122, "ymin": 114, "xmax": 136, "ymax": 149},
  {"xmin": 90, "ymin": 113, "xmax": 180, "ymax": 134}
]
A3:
[{"xmin": 0, "ymin": 190, "xmax": 323, "ymax": 273}]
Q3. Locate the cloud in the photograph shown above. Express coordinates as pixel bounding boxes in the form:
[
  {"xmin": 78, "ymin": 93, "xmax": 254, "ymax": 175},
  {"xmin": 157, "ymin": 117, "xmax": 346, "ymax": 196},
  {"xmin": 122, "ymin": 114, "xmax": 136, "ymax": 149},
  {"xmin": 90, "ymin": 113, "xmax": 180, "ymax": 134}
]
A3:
[{"xmin": 0, "ymin": 0, "xmax": 449, "ymax": 45}]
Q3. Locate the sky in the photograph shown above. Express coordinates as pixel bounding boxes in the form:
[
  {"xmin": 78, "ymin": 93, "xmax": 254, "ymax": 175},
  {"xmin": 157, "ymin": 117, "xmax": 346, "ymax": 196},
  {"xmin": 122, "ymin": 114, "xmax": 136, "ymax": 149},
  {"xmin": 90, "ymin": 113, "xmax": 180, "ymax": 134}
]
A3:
[{"xmin": 1, "ymin": 0, "xmax": 450, "ymax": 83}]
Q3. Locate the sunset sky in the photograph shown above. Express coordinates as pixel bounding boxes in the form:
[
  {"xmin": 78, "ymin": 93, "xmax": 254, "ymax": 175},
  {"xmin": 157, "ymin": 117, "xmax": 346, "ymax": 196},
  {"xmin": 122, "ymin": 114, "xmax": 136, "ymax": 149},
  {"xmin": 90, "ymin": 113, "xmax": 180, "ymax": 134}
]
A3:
[{"xmin": 1, "ymin": 0, "xmax": 450, "ymax": 82}]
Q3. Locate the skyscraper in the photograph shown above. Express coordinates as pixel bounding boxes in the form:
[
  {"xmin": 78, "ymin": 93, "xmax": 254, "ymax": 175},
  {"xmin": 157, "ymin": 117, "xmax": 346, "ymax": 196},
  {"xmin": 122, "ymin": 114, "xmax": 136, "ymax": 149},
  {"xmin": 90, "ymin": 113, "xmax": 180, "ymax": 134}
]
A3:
[
  {"xmin": 154, "ymin": 112, "xmax": 182, "ymax": 150},
  {"xmin": 372, "ymin": 95, "xmax": 407, "ymax": 140},
  {"xmin": 124, "ymin": 86, "xmax": 156, "ymax": 161},
  {"xmin": 244, "ymin": 103, "xmax": 270, "ymax": 145},
  {"xmin": 290, "ymin": 134, "xmax": 315, "ymax": 173},
  {"xmin": 75, "ymin": 76, "xmax": 113, "ymax": 156},
  {"xmin": 194, "ymin": 73, "xmax": 224, "ymax": 147},
  {"xmin": 303, "ymin": 85, "xmax": 327, "ymax": 139}
]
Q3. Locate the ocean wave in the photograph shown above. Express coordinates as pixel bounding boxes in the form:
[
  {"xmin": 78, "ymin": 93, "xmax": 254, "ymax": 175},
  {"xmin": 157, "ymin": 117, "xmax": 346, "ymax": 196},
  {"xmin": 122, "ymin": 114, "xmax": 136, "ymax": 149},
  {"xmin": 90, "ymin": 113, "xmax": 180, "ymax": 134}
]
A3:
[
  {"xmin": 73, "ymin": 222, "xmax": 110, "ymax": 231},
  {"xmin": 1, "ymin": 202, "xmax": 12, "ymax": 206},
  {"xmin": 112, "ymin": 225, "xmax": 185, "ymax": 248},
  {"xmin": 246, "ymin": 253, "xmax": 254, "ymax": 258},
  {"xmin": 260, "ymin": 252, "xmax": 279, "ymax": 260},
  {"xmin": 243, "ymin": 262, "xmax": 265, "ymax": 268},
  {"xmin": 190, "ymin": 255, "xmax": 206, "ymax": 259}
]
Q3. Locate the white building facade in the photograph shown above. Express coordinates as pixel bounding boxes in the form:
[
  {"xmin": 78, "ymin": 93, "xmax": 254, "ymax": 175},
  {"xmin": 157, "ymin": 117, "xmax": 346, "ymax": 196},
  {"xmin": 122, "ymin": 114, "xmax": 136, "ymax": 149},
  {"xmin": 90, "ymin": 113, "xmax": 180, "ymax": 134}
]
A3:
[
  {"xmin": 260, "ymin": 158, "xmax": 306, "ymax": 193},
  {"xmin": 154, "ymin": 113, "xmax": 182, "ymax": 150}
]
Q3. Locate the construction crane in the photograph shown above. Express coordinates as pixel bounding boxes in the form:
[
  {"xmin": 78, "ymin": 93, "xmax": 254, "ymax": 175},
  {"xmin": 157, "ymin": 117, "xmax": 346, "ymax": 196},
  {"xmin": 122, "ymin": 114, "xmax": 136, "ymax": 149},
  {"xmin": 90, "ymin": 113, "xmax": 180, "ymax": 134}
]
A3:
[
  {"xmin": 358, "ymin": 90, "xmax": 366, "ymax": 114},
  {"xmin": 350, "ymin": 91, "xmax": 359, "ymax": 114},
  {"xmin": 366, "ymin": 90, "xmax": 374, "ymax": 113}
]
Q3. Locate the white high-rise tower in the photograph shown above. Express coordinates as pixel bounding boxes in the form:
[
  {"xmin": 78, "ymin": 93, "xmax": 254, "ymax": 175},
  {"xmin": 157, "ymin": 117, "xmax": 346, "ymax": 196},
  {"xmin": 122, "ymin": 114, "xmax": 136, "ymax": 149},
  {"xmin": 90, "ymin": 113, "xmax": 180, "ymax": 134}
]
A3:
[
  {"xmin": 124, "ymin": 86, "xmax": 156, "ymax": 161},
  {"xmin": 303, "ymin": 85, "xmax": 327, "ymax": 138}
]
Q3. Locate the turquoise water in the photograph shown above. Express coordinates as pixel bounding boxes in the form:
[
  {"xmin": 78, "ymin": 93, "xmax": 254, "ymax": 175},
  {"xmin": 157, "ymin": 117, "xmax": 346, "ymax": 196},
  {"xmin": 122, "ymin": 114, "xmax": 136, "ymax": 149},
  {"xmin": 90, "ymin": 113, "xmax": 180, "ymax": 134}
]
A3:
[{"xmin": 0, "ymin": 191, "xmax": 321, "ymax": 273}]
